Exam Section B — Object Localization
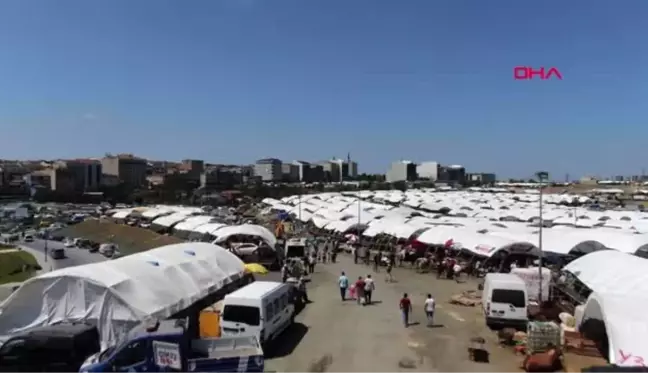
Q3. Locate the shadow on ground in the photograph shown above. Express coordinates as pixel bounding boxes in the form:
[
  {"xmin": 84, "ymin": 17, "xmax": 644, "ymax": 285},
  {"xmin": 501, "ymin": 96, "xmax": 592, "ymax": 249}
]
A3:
[{"xmin": 265, "ymin": 322, "xmax": 309, "ymax": 359}]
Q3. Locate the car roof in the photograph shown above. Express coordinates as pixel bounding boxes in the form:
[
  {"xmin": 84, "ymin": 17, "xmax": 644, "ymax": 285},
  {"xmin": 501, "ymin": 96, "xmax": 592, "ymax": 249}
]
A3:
[{"xmin": 225, "ymin": 281, "xmax": 286, "ymax": 300}]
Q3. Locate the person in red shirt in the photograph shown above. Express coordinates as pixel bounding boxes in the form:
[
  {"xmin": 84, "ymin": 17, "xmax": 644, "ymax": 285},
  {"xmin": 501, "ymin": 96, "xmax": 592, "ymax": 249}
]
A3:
[
  {"xmin": 354, "ymin": 276, "xmax": 365, "ymax": 305},
  {"xmin": 399, "ymin": 293, "xmax": 412, "ymax": 327}
]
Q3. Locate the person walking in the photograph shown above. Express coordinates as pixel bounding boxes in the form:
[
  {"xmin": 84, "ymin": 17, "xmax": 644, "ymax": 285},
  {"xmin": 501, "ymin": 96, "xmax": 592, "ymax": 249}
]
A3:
[
  {"xmin": 281, "ymin": 262, "xmax": 289, "ymax": 283},
  {"xmin": 373, "ymin": 253, "xmax": 380, "ymax": 272},
  {"xmin": 354, "ymin": 276, "xmax": 365, "ymax": 305},
  {"xmin": 400, "ymin": 293, "xmax": 412, "ymax": 327},
  {"xmin": 364, "ymin": 274, "xmax": 375, "ymax": 305},
  {"xmin": 385, "ymin": 260, "xmax": 393, "ymax": 283},
  {"xmin": 424, "ymin": 294, "xmax": 436, "ymax": 327},
  {"xmin": 308, "ymin": 253, "xmax": 316, "ymax": 274},
  {"xmin": 298, "ymin": 276, "xmax": 309, "ymax": 303},
  {"xmin": 338, "ymin": 271, "xmax": 349, "ymax": 301}
]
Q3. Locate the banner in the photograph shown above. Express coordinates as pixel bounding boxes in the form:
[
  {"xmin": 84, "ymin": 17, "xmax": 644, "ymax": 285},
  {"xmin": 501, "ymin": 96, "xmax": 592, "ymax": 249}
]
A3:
[
  {"xmin": 153, "ymin": 341, "xmax": 182, "ymax": 370},
  {"xmin": 512, "ymin": 267, "xmax": 551, "ymax": 302}
]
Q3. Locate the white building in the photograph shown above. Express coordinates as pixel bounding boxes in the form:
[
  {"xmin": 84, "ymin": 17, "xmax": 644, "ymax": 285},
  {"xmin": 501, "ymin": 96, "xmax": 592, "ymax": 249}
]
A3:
[
  {"xmin": 386, "ymin": 161, "xmax": 417, "ymax": 183},
  {"xmin": 416, "ymin": 161, "xmax": 440, "ymax": 181}
]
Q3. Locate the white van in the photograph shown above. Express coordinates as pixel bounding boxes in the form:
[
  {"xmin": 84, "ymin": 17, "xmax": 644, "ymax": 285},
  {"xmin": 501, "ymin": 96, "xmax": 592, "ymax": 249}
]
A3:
[
  {"xmin": 481, "ymin": 273, "xmax": 528, "ymax": 329},
  {"xmin": 220, "ymin": 281, "xmax": 295, "ymax": 346}
]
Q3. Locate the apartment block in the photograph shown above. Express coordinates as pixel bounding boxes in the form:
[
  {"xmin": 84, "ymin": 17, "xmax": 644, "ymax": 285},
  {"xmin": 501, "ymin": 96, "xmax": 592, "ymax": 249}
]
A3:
[
  {"xmin": 254, "ymin": 158, "xmax": 282, "ymax": 182},
  {"xmin": 102, "ymin": 154, "xmax": 147, "ymax": 187},
  {"xmin": 317, "ymin": 161, "xmax": 341, "ymax": 182},
  {"xmin": 281, "ymin": 163, "xmax": 300, "ymax": 183},
  {"xmin": 59, "ymin": 159, "xmax": 102, "ymax": 192}
]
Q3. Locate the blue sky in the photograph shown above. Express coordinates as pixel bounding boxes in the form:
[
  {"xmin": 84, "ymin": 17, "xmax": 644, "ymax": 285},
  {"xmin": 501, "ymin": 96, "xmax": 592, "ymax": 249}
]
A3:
[{"xmin": 0, "ymin": 0, "xmax": 647, "ymax": 178}]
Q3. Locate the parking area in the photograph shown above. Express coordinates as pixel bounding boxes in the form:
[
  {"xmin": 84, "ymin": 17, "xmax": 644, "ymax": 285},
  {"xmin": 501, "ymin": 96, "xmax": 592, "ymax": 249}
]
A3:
[{"xmin": 265, "ymin": 254, "xmax": 522, "ymax": 372}]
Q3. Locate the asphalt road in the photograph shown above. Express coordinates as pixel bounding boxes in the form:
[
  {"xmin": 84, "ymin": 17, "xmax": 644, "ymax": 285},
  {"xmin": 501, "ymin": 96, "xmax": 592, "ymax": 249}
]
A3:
[{"xmin": 19, "ymin": 239, "xmax": 107, "ymax": 270}]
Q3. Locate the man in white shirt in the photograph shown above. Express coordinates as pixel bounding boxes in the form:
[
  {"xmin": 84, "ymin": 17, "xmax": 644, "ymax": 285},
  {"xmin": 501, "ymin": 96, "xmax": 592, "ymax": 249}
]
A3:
[
  {"xmin": 424, "ymin": 294, "xmax": 436, "ymax": 327},
  {"xmin": 364, "ymin": 274, "xmax": 375, "ymax": 305}
]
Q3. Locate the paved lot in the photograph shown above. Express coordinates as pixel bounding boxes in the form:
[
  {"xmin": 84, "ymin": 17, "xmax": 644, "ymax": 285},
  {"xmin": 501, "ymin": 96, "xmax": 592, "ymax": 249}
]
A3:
[
  {"xmin": 19, "ymin": 239, "xmax": 106, "ymax": 271},
  {"xmin": 265, "ymin": 254, "xmax": 521, "ymax": 372}
]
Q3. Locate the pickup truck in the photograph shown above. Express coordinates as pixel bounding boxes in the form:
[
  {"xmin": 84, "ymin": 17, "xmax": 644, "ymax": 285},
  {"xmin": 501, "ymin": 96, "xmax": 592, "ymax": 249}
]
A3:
[{"xmin": 79, "ymin": 319, "xmax": 264, "ymax": 372}]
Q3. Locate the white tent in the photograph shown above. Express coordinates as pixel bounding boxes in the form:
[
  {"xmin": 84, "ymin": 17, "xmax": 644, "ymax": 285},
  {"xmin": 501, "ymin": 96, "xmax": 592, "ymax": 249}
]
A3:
[
  {"xmin": 212, "ymin": 224, "xmax": 277, "ymax": 246},
  {"xmin": 565, "ymin": 251, "xmax": 648, "ymax": 365},
  {"xmin": 564, "ymin": 250, "xmax": 648, "ymax": 296},
  {"xmin": 0, "ymin": 243, "xmax": 245, "ymax": 348},
  {"xmin": 581, "ymin": 292, "xmax": 648, "ymax": 366}
]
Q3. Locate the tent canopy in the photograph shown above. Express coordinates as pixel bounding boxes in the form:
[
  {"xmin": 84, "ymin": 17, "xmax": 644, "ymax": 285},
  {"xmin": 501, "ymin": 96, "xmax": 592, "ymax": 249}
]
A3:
[
  {"xmin": 582, "ymin": 292, "xmax": 648, "ymax": 366},
  {"xmin": 0, "ymin": 242, "xmax": 245, "ymax": 348},
  {"xmin": 564, "ymin": 250, "xmax": 648, "ymax": 297},
  {"xmin": 212, "ymin": 224, "xmax": 277, "ymax": 246}
]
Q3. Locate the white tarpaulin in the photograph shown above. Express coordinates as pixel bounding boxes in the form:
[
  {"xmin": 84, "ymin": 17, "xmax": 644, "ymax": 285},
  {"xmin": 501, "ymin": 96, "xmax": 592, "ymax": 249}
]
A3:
[
  {"xmin": 0, "ymin": 243, "xmax": 245, "ymax": 348},
  {"xmin": 511, "ymin": 267, "xmax": 551, "ymax": 302}
]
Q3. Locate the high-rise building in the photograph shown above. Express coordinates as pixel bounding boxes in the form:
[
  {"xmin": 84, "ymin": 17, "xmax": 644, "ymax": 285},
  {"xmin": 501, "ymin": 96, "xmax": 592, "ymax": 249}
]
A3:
[
  {"xmin": 60, "ymin": 159, "xmax": 103, "ymax": 192},
  {"xmin": 439, "ymin": 164, "xmax": 466, "ymax": 185},
  {"xmin": 317, "ymin": 160, "xmax": 341, "ymax": 182},
  {"xmin": 102, "ymin": 154, "xmax": 147, "ymax": 187},
  {"xmin": 329, "ymin": 158, "xmax": 358, "ymax": 181},
  {"xmin": 253, "ymin": 158, "xmax": 282, "ymax": 182},
  {"xmin": 281, "ymin": 163, "xmax": 300, "ymax": 182},
  {"xmin": 416, "ymin": 161, "xmax": 440, "ymax": 181},
  {"xmin": 386, "ymin": 161, "xmax": 418, "ymax": 183},
  {"xmin": 292, "ymin": 161, "xmax": 324, "ymax": 183}
]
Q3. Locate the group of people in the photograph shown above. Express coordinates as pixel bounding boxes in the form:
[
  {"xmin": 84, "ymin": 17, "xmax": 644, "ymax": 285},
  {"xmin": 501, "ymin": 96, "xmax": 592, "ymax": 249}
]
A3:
[
  {"xmin": 337, "ymin": 272, "xmax": 376, "ymax": 305},
  {"xmin": 399, "ymin": 293, "xmax": 436, "ymax": 328},
  {"xmin": 337, "ymin": 270, "xmax": 436, "ymax": 328}
]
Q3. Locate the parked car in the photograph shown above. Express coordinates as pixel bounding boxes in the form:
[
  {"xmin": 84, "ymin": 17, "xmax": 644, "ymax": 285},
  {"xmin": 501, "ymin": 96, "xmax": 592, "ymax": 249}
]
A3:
[
  {"xmin": 99, "ymin": 243, "xmax": 118, "ymax": 257},
  {"xmin": 88, "ymin": 242, "xmax": 100, "ymax": 253},
  {"xmin": 49, "ymin": 247, "xmax": 65, "ymax": 260}
]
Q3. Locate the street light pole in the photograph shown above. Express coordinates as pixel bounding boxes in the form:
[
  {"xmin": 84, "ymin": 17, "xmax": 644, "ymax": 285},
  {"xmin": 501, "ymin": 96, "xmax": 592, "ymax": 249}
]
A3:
[
  {"xmin": 536, "ymin": 171, "xmax": 548, "ymax": 303},
  {"xmin": 357, "ymin": 196, "xmax": 361, "ymax": 247},
  {"xmin": 298, "ymin": 188, "xmax": 302, "ymax": 224}
]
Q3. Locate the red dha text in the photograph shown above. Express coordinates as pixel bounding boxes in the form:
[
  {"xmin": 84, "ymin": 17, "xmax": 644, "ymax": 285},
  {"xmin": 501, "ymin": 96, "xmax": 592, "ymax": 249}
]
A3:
[{"xmin": 514, "ymin": 67, "xmax": 563, "ymax": 80}]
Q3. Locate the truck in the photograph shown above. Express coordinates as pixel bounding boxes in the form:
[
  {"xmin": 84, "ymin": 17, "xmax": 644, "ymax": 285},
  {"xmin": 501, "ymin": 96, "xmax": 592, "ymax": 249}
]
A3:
[{"xmin": 79, "ymin": 319, "xmax": 264, "ymax": 372}]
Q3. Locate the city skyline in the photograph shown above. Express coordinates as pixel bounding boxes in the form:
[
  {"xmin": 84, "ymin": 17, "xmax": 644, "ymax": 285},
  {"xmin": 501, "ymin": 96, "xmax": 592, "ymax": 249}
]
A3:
[{"xmin": 0, "ymin": 0, "xmax": 646, "ymax": 177}]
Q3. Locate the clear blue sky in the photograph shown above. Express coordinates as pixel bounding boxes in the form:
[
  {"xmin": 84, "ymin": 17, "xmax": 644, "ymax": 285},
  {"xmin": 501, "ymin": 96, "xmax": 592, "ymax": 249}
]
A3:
[{"xmin": 1, "ymin": 0, "xmax": 647, "ymax": 179}]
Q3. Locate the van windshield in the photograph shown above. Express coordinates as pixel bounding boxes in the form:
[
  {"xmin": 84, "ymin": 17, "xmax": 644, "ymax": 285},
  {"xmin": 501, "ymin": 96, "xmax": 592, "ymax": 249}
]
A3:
[
  {"xmin": 222, "ymin": 305, "xmax": 260, "ymax": 326},
  {"xmin": 286, "ymin": 246, "xmax": 304, "ymax": 258},
  {"xmin": 492, "ymin": 289, "xmax": 526, "ymax": 308}
]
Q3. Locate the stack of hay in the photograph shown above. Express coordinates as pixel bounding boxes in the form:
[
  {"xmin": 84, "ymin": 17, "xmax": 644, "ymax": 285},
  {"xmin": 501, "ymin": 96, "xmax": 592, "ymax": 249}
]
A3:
[{"xmin": 450, "ymin": 290, "xmax": 482, "ymax": 306}]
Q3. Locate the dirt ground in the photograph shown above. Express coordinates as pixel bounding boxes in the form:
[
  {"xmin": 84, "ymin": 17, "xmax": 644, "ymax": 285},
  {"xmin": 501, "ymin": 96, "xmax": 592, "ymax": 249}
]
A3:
[{"xmin": 264, "ymin": 254, "xmax": 524, "ymax": 372}]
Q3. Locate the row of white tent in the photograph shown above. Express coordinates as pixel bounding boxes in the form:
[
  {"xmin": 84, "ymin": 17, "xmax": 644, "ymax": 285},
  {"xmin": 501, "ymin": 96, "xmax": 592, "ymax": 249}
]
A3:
[
  {"xmin": 261, "ymin": 190, "xmax": 648, "ymax": 258},
  {"xmin": 107, "ymin": 207, "xmax": 277, "ymax": 247},
  {"xmin": 0, "ymin": 242, "xmax": 246, "ymax": 348}
]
